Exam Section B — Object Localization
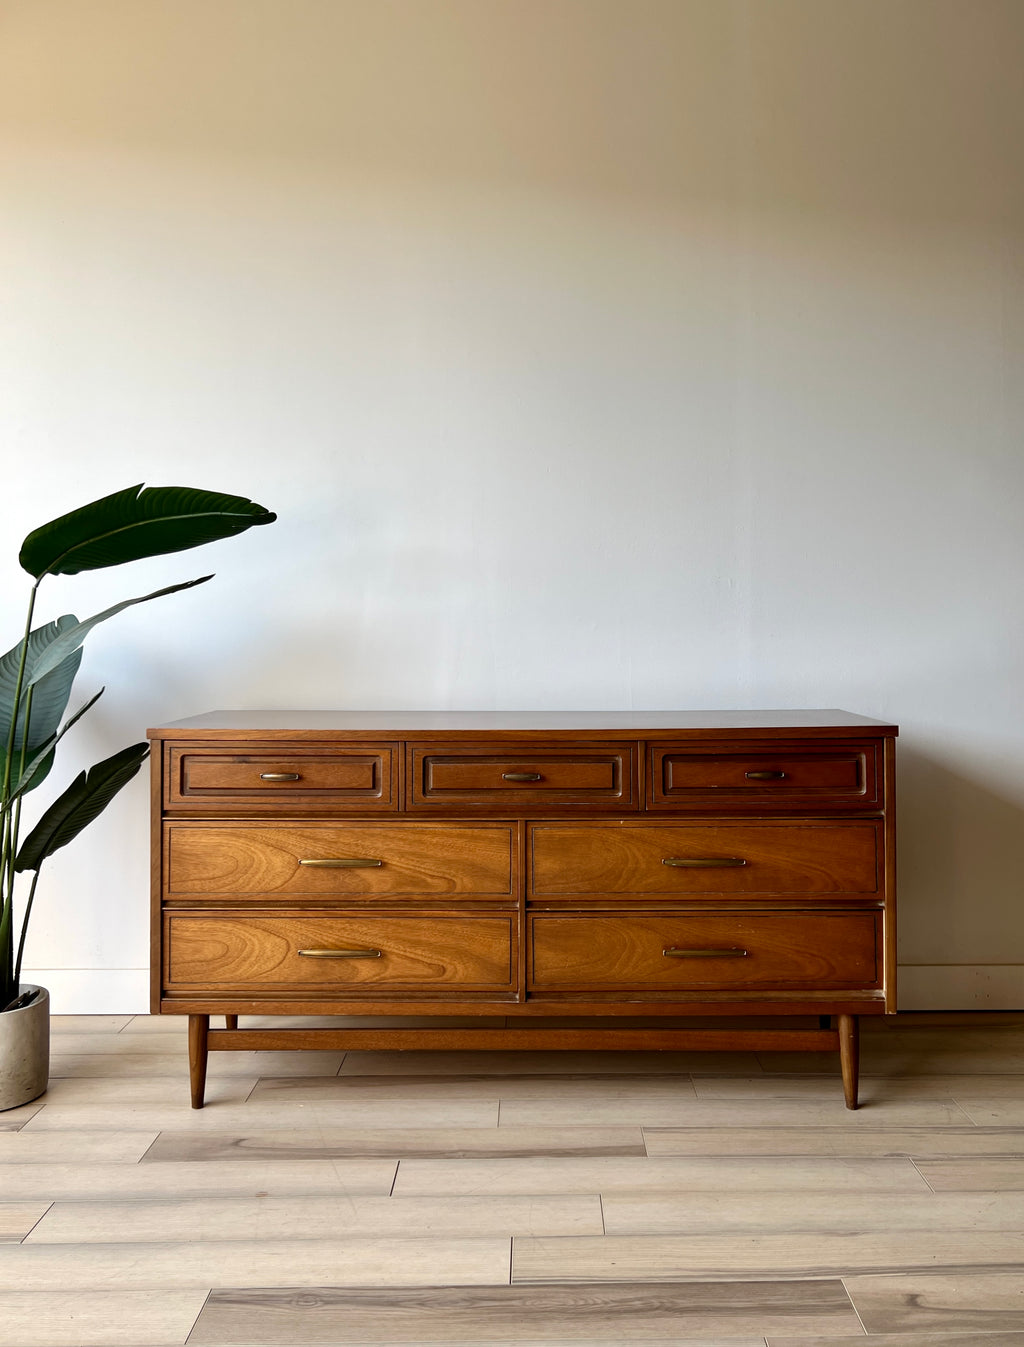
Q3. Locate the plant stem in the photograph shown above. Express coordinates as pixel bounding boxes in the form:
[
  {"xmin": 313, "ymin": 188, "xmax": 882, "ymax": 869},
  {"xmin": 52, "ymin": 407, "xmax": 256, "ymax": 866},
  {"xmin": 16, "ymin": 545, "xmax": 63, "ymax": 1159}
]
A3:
[{"xmin": 13, "ymin": 869, "xmax": 40, "ymax": 992}]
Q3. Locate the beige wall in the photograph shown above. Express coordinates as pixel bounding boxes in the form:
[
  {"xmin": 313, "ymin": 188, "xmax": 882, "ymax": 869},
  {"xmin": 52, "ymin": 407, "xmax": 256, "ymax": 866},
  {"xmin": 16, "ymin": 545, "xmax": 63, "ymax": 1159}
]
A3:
[{"xmin": 1, "ymin": 0, "xmax": 1022, "ymax": 1009}]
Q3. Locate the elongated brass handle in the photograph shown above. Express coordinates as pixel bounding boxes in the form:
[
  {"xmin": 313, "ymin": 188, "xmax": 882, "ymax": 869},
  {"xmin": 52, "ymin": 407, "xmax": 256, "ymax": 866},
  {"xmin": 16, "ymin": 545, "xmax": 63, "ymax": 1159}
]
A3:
[
  {"xmin": 662, "ymin": 857, "xmax": 747, "ymax": 868},
  {"xmin": 745, "ymin": 770, "xmax": 786, "ymax": 780},
  {"xmin": 299, "ymin": 858, "xmax": 383, "ymax": 868},
  {"xmin": 663, "ymin": 947, "xmax": 748, "ymax": 958},
  {"xmin": 298, "ymin": 948, "xmax": 383, "ymax": 959},
  {"xmin": 502, "ymin": 772, "xmax": 542, "ymax": 782},
  {"xmin": 260, "ymin": 772, "xmax": 301, "ymax": 781}
]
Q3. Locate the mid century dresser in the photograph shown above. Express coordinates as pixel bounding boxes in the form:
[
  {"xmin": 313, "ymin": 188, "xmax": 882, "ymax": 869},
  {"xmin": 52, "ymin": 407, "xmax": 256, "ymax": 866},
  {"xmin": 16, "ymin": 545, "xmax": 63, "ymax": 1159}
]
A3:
[{"xmin": 149, "ymin": 710, "xmax": 897, "ymax": 1108}]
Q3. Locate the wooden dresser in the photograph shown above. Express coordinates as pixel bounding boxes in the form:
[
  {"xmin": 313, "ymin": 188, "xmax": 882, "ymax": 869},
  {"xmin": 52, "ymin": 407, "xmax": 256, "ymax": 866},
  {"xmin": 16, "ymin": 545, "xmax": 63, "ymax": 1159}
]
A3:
[{"xmin": 148, "ymin": 710, "xmax": 897, "ymax": 1108}]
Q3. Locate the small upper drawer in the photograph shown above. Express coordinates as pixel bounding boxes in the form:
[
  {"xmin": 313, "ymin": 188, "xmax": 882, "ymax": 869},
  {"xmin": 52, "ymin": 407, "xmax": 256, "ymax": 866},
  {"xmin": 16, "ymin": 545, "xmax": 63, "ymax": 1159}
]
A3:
[
  {"xmin": 649, "ymin": 740, "xmax": 880, "ymax": 811},
  {"xmin": 530, "ymin": 820, "xmax": 881, "ymax": 899},
  {"xmin": 408, "ymin": 742, "xmax": 638, "ymax": 810},
  {"xmin": 165, "ymin": 822, "xmax": 515, "ymax": 900},
  {"xmin": 166, "ymin": 745, "xmax": 396, "ymax": 810}
]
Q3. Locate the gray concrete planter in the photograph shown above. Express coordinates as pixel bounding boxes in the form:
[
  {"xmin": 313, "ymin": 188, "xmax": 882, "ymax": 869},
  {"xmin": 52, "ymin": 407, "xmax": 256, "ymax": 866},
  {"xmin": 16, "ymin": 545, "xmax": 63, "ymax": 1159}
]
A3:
[{"xmin": 0, "ymin": 985, "xmax": 49, "ymax": 1111}]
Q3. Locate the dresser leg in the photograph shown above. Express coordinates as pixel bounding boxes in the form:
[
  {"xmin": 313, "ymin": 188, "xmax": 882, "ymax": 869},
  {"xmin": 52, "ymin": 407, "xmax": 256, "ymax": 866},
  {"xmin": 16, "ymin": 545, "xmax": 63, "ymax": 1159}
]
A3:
[
  {"xmin": 189, "ymin": 1014, "xmax": 209, "ymax": 1109},
  {"xmin": 838, "ymin": 1013, "xmax": 859, "ymax": 1109},
  {"xmin": 225, "ymin": 1014, "xmax": 238, "ymax": 1030}
]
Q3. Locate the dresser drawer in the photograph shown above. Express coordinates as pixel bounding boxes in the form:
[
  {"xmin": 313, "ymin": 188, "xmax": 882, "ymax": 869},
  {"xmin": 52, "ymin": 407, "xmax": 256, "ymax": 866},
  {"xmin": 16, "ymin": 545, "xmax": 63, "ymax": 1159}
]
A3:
[
  {"xmin": 529, "ymin": 912, "xmax": 880, "ymax": 991},
  {"xmin": 165, "ymin": 823, "xmax": 515, "ymax": 900},
  {"xmin": 409, "ymin": 743, "xmax": 638, "ymax": 809},
  {"xmin": 649, "ymin": 740, "xmax": 880, "ymax": 811},
  {"xmin": 530, "ymin": 821, "xmax": 880, "ymax": 899},
  {"xmin": 167, "ymin": 745, "xmax": 396, "ymax": 809},
  {"xmin": 165, "ymin": 913, "xmax": 515, "ymax": 991}
]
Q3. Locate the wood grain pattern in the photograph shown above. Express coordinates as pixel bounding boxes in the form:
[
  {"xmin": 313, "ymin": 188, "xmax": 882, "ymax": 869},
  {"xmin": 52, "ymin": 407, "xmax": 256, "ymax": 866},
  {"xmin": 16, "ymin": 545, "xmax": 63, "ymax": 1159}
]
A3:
[
  {"xmin": 528, "ymin": 912, "xmax": 880, "ymax": 991},
  {"xmin": 0, "ymin": 1289, "xmax": 209, "ymax": 1346},
  {"xmin": 410, "ymin": 742, "xmax": 637, "ymax": 809},
  {"xmin": 168, "ymin": 745, "xmax": 395, "ymax": 809},
  {"xmin": 188, "ymin": 1280, "xmax": 862, "ymax": 1344},
  {"xmin": 143, "ymin": 1125, "xmax": 645, "ymax": 1162},
  {"xmin": 529, "ymin": 821, "xmax": 880, "ymax": 897},
  {"xmin": 165, "ymin": 914, "xmax": 515, "ymax": 991},
  {"xmin": 166, "ymin": 822, "xmax": 515, "ymax": 898},
  {"xmin": 844, "ymin": 1270, "xmax": 1024, "ymax": 1333}
]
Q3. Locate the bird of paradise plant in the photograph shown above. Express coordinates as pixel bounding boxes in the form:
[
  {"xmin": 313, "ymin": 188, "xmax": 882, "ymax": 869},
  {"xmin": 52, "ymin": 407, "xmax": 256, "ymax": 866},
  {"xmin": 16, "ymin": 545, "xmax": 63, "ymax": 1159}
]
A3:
[{"xmin": 1, "ymin": 484, "xmax": 276, "ymax": 1013}]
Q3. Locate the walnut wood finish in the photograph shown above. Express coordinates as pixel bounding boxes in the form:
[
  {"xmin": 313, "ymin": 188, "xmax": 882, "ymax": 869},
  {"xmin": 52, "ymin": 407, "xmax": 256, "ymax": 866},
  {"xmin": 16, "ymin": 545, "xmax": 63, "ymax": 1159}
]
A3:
[
  {"xmin": 167, "ymin": 745, "xmax": 396, "ymax": 810},
  {"xmin": 529, "ymin": 821, "xmax": 880, "ymax": 899},
  {"xmin": 148, "ymin": 711, "xmax": 897, "ymax": 1109},
  {"xmin": 165, "ymin": 913, "xmax": 515, "ymax": 992},
  {"xmin": 165, "ymin": 822, "xmax": 515, "ymax": 901},
  {"xmin": 528, "ymin": 912, "xmax": 880, "ymax": 991}
]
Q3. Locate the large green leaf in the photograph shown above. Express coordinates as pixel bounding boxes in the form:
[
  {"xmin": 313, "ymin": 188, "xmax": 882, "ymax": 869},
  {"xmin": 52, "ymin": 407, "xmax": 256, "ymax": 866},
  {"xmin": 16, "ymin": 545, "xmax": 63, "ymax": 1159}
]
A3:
[
  {"xmin": 19, "ymin": 484, "xmax": 276, "ymax": 578},
  {"xmin": 7, "ymin": 689, "xmax": 105, "ymax": 801},
  {"xmin": 25, "ymin": 577, "xmax": 212, "ymax": 689},
  {"xmin": 0, "ymin": 617, "xmax": 83, "ymax": 754},
  {"xmin": 14, "ymin": 742, "xmax": 149, "ymax": 872}
]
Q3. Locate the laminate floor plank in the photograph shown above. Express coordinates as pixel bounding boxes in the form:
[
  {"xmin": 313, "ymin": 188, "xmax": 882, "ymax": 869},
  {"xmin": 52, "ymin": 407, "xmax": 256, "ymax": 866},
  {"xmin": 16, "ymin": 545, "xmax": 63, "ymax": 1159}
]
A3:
[
  {"xmin": 844, "ymin": 1270, "xmax": 1024, "ymax": 1331},
  {"xmin": 0, "ymin": 1289, "xmax": 208, "ymax": 1346},
  {"xmin": 0, "ymin": 1158, "xmax": 399, "ymax": 1200},
  {"xmin": 0, "ymin": 1098, "xmax": 45, "ymax": 1129},
  {"xmin": 496, "ymin": 1097, "xmax": 974, "ymax": 1127},
  {"xmin": 0, "ymin": 1202, "xmax": 50, "ymax": 1242},
  {"xmin": 393, "ymin": 1154, "xmax": 930, "ymax": 1196},
  {"xmin": 50, "ymin": 1015, "xmax": 134, "ymax": 1034},
  {"xmin": 601, "ymin": 1190, "xmax": 1024, "ymax": 1235},
  {"xmin": 694, "ymin": 1073, "xmax": 1024, "ymax": 1100},
  {"xmin": 338, "ymin": 1050, "xmax": 764, "ymax": 1076},
  {"xmin": 143, "ymin": 1125, "xmax": 644, "ymax": 1162},
  {"xmin": 250, "ymin": 1073, "xmax": 701, "ymax": 1102},
  {"xmin": 769, "ymin": 1336, "xmax": 1024, "ymax": 1347},
  {"xmin": 0, "ymin": 1236, "xmax": 511, "ymax": 1290},
  {"xmin": 915, "ymin": 1157, "xmax": 1024, "ymax": 1189},
  {"xmin": 511, "ymin": 1230, "xmax": 1024, "ymax": 1281},
  {"xmin": 31, "ymin": 1075, "xmax": 258, "ymax": 1105},
  {"xmin": 28, "ymin": 1193, "xmax": 603, "ymax": 1243},
  {"xmin": 48, "ymin": 1050, "xmax": 345, "ymax": 1078},
  {"xmin": 186, "ymin": 1280, "xmax": 860, "ymax": 1344},
  {"xmin": 644, "ymin": 1125, "xmax": 1024, "ymax": 1157},
  {"xmin": 0, "ymin": 1130, "xmax": 158, "ymax": 1163},
  {"xmin": 25, "ymin": 1098, "xmax": 501, "ymax": 1131},
  {"xmin": 959, "ymin": 1100, "xmax": 1024, "ymax": 1125}
]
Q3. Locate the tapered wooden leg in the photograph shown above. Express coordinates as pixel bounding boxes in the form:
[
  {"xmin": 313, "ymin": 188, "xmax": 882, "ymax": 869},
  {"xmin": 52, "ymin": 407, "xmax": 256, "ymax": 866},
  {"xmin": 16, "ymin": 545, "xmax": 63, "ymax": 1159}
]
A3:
[
  {"xmin": 189, "ymin": 1014, "xmax": 209, "ymax": 1109},
  {"xmin": 838, "ymin": 1013, "xmax": 859, "ymax": 1109},
  {"xmin": 225, "ymin": 1014, "xmax": 238, "ymax": 1030}
]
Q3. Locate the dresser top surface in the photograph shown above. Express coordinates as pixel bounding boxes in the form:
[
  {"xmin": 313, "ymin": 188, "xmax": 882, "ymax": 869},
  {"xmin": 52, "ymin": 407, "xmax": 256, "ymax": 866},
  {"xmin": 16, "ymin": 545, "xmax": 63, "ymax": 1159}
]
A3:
[{"xmin": 148, "ymin": 709, "xmax": 898, "ymax": 741}]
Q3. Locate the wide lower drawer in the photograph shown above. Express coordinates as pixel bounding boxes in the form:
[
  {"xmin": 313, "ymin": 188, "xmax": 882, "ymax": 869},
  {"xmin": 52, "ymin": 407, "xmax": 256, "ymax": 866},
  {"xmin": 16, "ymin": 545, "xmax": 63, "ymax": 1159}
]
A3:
[
  {"xmin": 165, "ymin": 913, "xmax": 515, "ymax": 990},
  {"xmin": 529, "ymin": 912, "xmax": 881, "ymax": 990},
  {"xmin": 166, "ymin": 745, "xmax": 396, "ymax": 809},
  {"xmin": 165, "ymin": 823, "xmax": 515, "ymax": 899},
  {"xmin": 529, "ymin": 821, "xmax": 880, "ymax": 898},
  {"xmin": 409, "ymin": 742, "xmax": 638, "ymax": 809}
]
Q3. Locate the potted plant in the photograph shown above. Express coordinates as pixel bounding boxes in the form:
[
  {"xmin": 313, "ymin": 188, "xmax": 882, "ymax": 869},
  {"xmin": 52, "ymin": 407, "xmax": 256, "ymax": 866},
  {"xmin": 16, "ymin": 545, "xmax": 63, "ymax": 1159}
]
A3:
[{"xmin": 0, "ymin": 484, "xmax": 275, "ymax": 1110}]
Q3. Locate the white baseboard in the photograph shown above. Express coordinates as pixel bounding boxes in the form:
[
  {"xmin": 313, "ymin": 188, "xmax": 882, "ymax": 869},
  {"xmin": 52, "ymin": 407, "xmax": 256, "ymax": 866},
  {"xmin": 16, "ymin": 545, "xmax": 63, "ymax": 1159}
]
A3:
[
  {"xmin": 20, "ymin": 964, "xmax": 1024, "ymax": 1015},
  {"xmin": 898, "ymin": 965, "xmax": 1024, "ymax": 1011},
  {"xmin": 21, "ymin": 969, "xmax": 150, "ymax": 1015}
]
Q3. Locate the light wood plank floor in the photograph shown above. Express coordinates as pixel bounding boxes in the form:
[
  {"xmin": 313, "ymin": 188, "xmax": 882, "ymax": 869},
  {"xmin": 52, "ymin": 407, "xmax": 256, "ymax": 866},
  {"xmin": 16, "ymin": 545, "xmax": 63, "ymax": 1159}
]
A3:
[{"xmin": 1, "ymin": 1013, "xmax": 1024, "ymax": 1346}]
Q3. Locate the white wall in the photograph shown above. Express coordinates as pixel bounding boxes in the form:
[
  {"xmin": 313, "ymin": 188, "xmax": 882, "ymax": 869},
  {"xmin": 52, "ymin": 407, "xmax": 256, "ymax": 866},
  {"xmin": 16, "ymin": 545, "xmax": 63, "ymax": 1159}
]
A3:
[{"xmin": 1, "ymin": 0, "xmax": 1022, "ymax": 1011}]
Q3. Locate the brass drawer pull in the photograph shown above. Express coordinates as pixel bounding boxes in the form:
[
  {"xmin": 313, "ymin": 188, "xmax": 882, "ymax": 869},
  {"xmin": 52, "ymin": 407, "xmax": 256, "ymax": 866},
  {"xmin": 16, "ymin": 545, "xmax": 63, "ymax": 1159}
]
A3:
[
  {"xmin": 662, "ymin": 856, "xmax": 747, "ymax": 868},
  {"xmin": 299, "ymin": 857, "xmax": 383, "ymax": 868},
  {"xmin": 664, "ymin": 947, "xmax": 748, "ymax": 958},
  {"xmin": 298, "ymin": 948, "xmax": 383, "ymax": 959},
  {"xmin": 745, "ymin": 770, "xmax": 786, "ymax": 780},
  {"xmin": 502, "ymin": 772, "xmax": 542, "ymax": 782},
  {"xmin": 260, "ymin": 772, "xmax": 301, "ymax": 781}
]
